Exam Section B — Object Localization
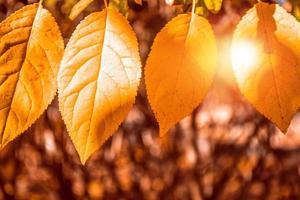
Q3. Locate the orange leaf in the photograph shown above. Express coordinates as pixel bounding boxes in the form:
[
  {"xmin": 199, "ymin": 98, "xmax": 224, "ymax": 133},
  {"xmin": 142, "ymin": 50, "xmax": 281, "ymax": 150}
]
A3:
[
  {"xmin": 145, "ymin": 14, "xmax": 217, "ymax": 136},
  {"xmin": 58, "ymin": 8, "xmax": 141, "ymax": 163},
  {"xmin": 231, "ymin": 2, "xmax": 300, "ymax": 132},
  {"xmin": 0, "ymin": 3, "xmax": 64, "ymax": 148}
]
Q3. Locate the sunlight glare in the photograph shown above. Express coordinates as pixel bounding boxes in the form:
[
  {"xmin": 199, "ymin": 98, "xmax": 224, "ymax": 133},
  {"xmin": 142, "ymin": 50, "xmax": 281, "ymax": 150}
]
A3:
[{"xmin": 231, "ymin": 41, "xmax": 259, "ymax": 77}]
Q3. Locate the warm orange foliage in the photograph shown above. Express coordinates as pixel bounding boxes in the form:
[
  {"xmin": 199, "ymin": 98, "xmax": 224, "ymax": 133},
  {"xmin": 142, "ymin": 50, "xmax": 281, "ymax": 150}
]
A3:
[
  {"xmin": 0, "ymin": 3, "xmax": 64, "ymax": 149},
  {"xmin": 69, "ymin": 0, "xmax": 95, "ymax": 20},
  {"xmin": 145, "ymin": 13, "xmax": 217, "ymax": 136},
  {"xmin": 58, "ymin": 8, "xmax": 141, "ymax": 163},
  {"xmin": 232, "ymin": 2, "xmax": 300, "ymax": 132}
]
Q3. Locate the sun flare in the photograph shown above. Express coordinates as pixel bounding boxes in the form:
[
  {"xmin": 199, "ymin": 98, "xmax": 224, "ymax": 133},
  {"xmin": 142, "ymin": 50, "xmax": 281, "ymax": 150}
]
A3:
[{"xmin": 231, "ymin": 41, "xmax": 259, "ymax": 76}]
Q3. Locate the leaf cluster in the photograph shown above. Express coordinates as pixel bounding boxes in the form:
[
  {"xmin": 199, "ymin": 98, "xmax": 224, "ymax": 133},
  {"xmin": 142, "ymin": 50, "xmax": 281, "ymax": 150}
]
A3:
[{"xmin": 1, "ymin": 0, "xmax": 300, "ymax": 164}]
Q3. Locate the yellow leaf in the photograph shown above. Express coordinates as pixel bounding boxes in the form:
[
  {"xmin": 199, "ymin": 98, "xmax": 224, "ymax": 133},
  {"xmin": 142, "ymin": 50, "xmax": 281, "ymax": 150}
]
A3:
[
  {"xmin": 231, "ymin": 2, "xmax": 300, "ymax": 132},
  {"xmin": 204, "ymin": 0, "xmax": 222, "ymax": 13},
  {"xmin": 145, "ymin": 14, "xmax": 217, "ymax": 136},
  {"xmin": 58, "ymin": 8, "xmax": 141, "ymax": 164},
  {"xmin": 0, "ymin": 3, "xmax": 64, "ymax": 148},
  {"xmin": 69, "ymin": 0, "xmax": 94, "ymax": 20}
]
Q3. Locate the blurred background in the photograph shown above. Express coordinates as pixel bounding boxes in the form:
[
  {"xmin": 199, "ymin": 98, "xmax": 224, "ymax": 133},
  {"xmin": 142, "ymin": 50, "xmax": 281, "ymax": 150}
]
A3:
[{"xmin": 1, "ymin": 0, "xmax": 300, "ymax": 199}]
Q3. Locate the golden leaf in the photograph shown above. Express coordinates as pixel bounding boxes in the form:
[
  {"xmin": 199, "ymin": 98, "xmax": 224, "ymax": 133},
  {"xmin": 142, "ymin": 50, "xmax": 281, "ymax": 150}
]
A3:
[
  {"xmin": 145, "ymin": 14, "xmax": 217, "ymax": 136},
  {"xmin": 231, "ymin": 2, "xmax": 300, "ymax": 132},
  {"xmin": 69, "ymin": 0, "xmax": 94, "ymax": 20},
  {"xmin": 58, "ymin": 8, "xmax": 141, "ymax": 163},
  {"xmin": 0, "ymin": 3, "xmax": 64, "ymax": 148},
  {"xmin": 204, "ymin": 0, "xmax": 222, "ymax": 13}
]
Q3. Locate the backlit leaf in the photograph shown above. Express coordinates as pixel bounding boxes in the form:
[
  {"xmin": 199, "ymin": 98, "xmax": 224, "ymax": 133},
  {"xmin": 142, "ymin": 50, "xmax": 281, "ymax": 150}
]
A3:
[
  {"xmin": 0, "ymin": 3, "xmax": 64, "ymax": 148},
  {"xmin": 231, "ymin": 2, "xmax": 300, "ymax": 132},
  {"xmin": 58, "ymin": 8, "xmax": 141, "ymax": 164},
  {"xmin": 145, "ymin": 14, "xmax": 217, "ymax": 136}
]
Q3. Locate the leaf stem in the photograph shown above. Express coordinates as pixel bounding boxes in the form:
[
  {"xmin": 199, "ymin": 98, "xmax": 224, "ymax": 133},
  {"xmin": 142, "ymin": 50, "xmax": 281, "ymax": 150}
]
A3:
[{"xmin": 192, "ymin": 0, "xmax": 196, "ymax": 14}]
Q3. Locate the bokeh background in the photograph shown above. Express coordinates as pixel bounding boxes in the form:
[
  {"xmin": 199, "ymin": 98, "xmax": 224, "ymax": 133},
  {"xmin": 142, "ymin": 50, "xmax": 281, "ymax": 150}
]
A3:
[{"xmin": 1, "ymin": 0, "xmax": 300, "ymax": 199}]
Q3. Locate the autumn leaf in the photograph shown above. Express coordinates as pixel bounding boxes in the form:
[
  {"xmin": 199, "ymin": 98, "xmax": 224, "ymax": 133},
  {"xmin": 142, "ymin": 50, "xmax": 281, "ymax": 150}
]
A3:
[
  {"xmin": 145, "ymin": 14, "xmax": 217, "ymax": 136},
  {"xmin": 58, "ymin": 8, "xmax": 141, "ymax": 164},
  {"xmin": 231, "ymin": 2, "xmax": 300, "ymax": 132},
  {"xmin": 69, "ymin": 0, "xmax": 129, "ymax": 20},
  {"xmin": 69, "ymin": 0, "xmax": 94, "ymax": 20},
  {"xmin": 204, "ymin": 0, "xmax": 222, "ymax": 13},
  {"xmin": 0, "ymin": 3, "xmax": 64, "ymax": 148}
]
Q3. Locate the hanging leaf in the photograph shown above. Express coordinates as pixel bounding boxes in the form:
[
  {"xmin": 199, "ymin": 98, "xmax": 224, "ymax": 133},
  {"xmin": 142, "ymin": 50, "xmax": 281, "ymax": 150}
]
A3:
[
  {"xmin": 58, "ymin": 8, "xmax": 141, "ymax": 164},
  {"xmin": 204, "ymin": 0, "xmax": 222, "ymax": 13},
  {"xmin": 231, "ymin": 2, "xmax": 300, "ymax": 132},
  {"xmin": 69, "ymin": 0, "xmax": 94, "ymax": 20},
  {"xmin": 0, "ymin": 3, "xmax": 64, "ymax": 148},
  {"xmin": 145, "ymin": 14, "xmax": 217, "ymax": 136}
]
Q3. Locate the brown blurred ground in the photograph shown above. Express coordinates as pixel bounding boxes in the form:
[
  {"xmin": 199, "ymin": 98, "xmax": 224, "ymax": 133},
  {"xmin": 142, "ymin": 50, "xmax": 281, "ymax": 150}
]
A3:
[{"xmin": 1, "ymin": 0, "xmax": 300, "ymax": 199}]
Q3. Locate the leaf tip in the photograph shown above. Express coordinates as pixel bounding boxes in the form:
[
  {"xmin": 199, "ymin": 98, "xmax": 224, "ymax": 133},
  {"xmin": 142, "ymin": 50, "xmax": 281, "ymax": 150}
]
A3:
[
  {"xmin": 275, "ymin": 122, "xmax": 290, "ymax": 135},
  {"xmin": 159, "ymin": 125, "xmax": 169, "ymax": 138},
  {"xmin": 80, "ymin": 155, "xmax": 89, "ymax": 165}
]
